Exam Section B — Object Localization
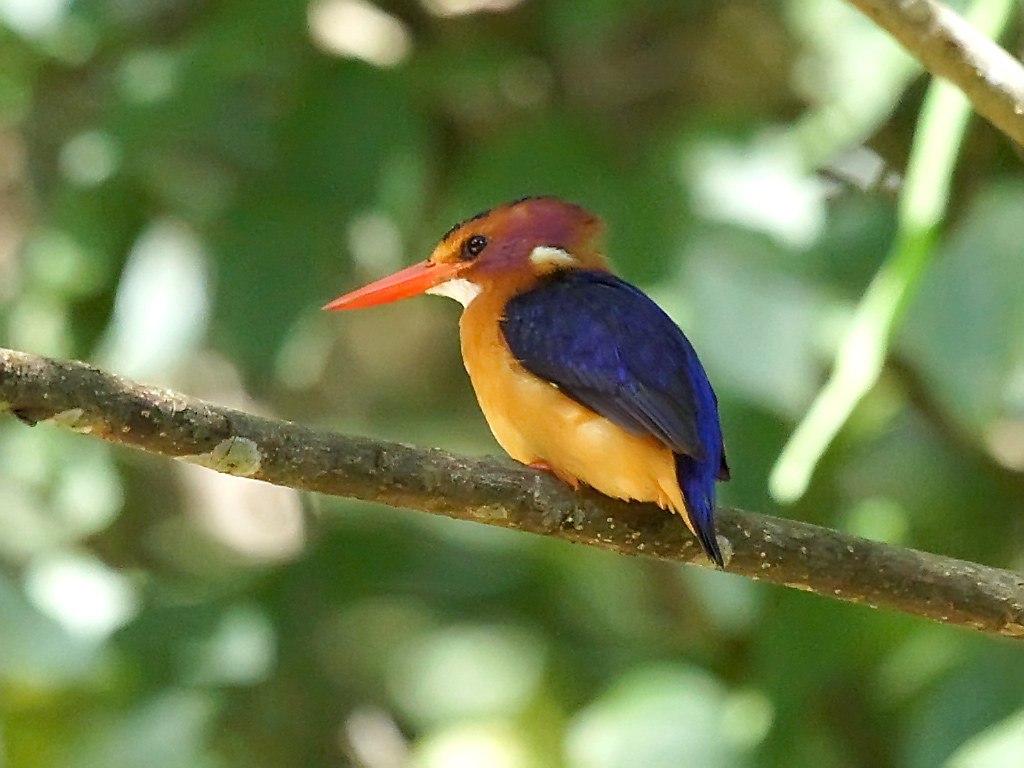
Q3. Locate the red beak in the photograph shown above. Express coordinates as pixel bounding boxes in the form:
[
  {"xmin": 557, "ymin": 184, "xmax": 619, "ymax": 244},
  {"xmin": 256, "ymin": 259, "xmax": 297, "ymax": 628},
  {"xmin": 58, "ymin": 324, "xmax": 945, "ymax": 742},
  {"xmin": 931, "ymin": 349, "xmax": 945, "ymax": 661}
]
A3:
[{"xmin": 323, "ymin": 259, "xmax": 465, "ymax": 311}]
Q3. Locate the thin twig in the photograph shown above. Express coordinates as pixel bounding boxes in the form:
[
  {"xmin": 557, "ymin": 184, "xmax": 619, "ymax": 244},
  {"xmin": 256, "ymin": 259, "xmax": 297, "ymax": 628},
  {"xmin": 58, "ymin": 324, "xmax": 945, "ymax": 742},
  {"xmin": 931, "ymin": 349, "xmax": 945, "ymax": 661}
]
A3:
[
  {"xmin": 844, "ymin": 0, "xmax": 1024, "ymax": 147},
  {"xmin": 1, "ymin": 346, "xmax": 1022, "ymax": 638}
]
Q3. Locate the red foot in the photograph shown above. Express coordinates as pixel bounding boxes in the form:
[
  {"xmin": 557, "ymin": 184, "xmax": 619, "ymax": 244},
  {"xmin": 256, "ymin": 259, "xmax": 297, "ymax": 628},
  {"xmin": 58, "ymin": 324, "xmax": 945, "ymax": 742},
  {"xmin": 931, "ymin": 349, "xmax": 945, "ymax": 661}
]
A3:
[{"xmin": 528, "ymin": 460, "xmax": 579, "ymax": 489}]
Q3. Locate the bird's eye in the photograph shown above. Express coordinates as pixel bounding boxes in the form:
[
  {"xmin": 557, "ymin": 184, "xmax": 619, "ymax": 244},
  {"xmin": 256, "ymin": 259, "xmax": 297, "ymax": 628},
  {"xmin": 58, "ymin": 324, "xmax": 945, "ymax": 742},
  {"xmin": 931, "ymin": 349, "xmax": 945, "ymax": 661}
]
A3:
[{"xmin": 461, "ymin": 234, "xmax": 489, "ymax": 260}]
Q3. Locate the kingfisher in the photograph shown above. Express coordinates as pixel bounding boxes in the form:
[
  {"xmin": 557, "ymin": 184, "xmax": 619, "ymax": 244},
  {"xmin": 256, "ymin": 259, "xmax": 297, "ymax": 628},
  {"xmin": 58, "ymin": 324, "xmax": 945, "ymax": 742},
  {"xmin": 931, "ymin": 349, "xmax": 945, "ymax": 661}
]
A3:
[{"xmin": 325, "ymin": 197, "xmax": 729, "ymax": 566}]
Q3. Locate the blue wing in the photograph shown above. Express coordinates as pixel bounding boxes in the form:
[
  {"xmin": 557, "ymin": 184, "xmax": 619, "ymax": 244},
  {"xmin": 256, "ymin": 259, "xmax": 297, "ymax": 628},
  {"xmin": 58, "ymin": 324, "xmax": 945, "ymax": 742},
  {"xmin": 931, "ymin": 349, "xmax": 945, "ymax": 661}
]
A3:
[
  {"xmin": 501, "ymin": 270, "xmax": 723, "ymax": 463},
  {"xmin": 500, "ymin": 269, "xmax": 728, "ymax": 564}
]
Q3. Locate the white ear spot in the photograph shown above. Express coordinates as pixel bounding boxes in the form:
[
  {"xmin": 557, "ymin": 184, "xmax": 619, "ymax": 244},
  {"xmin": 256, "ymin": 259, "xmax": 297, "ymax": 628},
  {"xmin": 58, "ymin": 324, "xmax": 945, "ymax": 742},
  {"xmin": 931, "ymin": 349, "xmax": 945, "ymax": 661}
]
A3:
[
  {"xmin": 426, "ymin": 278, "xmax": 482, "ymax": 307},
  {"xmin": 529, "ymin": 246, "xmax": 577, "ymax": 270}
]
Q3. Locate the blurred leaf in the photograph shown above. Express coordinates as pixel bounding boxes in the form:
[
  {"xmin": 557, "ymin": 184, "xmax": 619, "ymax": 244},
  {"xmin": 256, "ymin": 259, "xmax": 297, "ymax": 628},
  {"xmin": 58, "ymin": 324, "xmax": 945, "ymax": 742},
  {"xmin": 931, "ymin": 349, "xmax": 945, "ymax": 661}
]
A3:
[
  {"xmin": 388, "ymin": 623, "xmax": 546, "ymax": 727},
  {"xmin": 945, "ymin": 708, "xmax": 1024, "ymax": 768},
  {"xmin": 95, "ymin": 219, "xmax": 210, "ymax": 379},
  {"xmin": 66, "ymin": 690, "xmax": 221, "ymax": 768},
  {"xmin": 902, "ymin": 183, "xmax": 1024, "ymax": 435},
  {"xmin": 565, "ymin": 664, "xmax": 759, "ymax": 768},
  {"xmin": 903, "ymin": 644, "xmax": 1024, "ymax": 768},
  {"xmin": 0, "ymin": 573, "xmax": 100, "ymax": 685}
]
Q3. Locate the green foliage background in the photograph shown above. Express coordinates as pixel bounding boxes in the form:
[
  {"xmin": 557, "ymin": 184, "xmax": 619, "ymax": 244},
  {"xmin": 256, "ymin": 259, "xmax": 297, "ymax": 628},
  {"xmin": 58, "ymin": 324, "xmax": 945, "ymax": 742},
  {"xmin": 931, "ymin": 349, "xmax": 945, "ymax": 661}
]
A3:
[{"xmin": 1, "ymin": 0, "xmax": 1023, "ymax": 766}]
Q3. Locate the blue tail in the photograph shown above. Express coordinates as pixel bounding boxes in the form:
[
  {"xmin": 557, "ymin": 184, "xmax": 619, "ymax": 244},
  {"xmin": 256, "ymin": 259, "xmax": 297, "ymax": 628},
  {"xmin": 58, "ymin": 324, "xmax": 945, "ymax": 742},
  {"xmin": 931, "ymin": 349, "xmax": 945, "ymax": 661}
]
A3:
[{"xmin": 676, "ymin": 454, "xmax": 723, "ymax": 567}]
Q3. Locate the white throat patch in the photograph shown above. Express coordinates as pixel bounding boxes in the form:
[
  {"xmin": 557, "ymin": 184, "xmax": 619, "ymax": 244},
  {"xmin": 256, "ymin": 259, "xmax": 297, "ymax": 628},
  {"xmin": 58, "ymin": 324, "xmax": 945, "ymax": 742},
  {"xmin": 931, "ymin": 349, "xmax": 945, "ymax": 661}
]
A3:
[
  {"xmin": 529, "ymin": 246, "xmax": 577, "ymax": 271},
  {"xmin": 426, "ymin": 278, "xmax": 482, "ymax": 307}
]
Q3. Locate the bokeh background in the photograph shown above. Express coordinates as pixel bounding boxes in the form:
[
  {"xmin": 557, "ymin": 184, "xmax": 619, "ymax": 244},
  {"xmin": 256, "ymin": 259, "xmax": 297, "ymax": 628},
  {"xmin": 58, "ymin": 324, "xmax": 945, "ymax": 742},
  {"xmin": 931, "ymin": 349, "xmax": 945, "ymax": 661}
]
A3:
[{"xmin": 2, "ymin": 0, "xmax": 1024, "ymax": 766}]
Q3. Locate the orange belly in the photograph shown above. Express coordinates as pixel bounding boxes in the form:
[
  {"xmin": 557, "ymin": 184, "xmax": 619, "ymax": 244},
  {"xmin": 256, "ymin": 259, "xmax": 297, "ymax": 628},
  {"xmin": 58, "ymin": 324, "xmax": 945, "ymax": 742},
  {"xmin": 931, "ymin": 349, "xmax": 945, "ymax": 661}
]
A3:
[{"xmin": 459, "ymin": 290, "xmax": 693, "ymax": 532}]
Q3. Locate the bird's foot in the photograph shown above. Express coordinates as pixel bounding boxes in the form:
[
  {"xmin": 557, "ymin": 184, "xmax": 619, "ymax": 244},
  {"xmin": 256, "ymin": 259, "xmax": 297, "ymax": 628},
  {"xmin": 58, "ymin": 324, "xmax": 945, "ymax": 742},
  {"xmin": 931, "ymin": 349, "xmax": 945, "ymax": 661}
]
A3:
[{"xmin": 528, "ymin": 460, "xmax": 580, "ymax": 489}]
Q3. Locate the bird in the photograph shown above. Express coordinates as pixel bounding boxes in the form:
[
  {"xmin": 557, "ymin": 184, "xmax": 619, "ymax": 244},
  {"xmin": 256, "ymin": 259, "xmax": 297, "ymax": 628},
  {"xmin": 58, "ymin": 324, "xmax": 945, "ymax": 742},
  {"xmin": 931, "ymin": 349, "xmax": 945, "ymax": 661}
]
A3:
[{"xmin": 324, "ymin": 197, "xmax": 729, "ymax": 566}]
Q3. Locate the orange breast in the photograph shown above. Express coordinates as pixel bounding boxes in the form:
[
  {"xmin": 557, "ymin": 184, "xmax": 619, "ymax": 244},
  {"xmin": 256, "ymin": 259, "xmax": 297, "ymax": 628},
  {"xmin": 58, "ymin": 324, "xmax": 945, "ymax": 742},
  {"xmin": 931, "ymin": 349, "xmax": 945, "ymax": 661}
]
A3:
[{"xmin": 458, "ymin": 289, "xmax": 694, "ymax": 531}]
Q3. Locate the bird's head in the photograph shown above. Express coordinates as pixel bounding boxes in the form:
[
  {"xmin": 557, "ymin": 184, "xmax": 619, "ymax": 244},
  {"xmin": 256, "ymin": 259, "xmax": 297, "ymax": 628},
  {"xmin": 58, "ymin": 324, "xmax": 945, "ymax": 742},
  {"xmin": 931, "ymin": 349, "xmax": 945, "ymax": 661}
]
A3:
[{"xmin": 324, "ymin": 197, "xmax": 609, "ymax": 311}]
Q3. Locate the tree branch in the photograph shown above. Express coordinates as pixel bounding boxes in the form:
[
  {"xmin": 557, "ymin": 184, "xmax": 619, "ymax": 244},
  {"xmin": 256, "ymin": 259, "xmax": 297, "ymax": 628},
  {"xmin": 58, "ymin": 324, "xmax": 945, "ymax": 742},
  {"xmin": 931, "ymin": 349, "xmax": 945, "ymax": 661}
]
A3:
[
  {"xmin": 1, "ymin": 346, "xmax": 1022, "ymax": 639},
  {"xmin": 844, "ymin": 0, "xmax": 1024, "ymax": 147}
]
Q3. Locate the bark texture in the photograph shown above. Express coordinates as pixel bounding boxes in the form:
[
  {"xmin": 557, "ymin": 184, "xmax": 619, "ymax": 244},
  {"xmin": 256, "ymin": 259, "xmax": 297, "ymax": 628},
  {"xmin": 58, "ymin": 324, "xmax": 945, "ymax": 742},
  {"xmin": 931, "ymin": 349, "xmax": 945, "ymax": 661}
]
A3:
[{"xmin": 2, "ymin": 347, "xmax": 1022, "ymax": 639}]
